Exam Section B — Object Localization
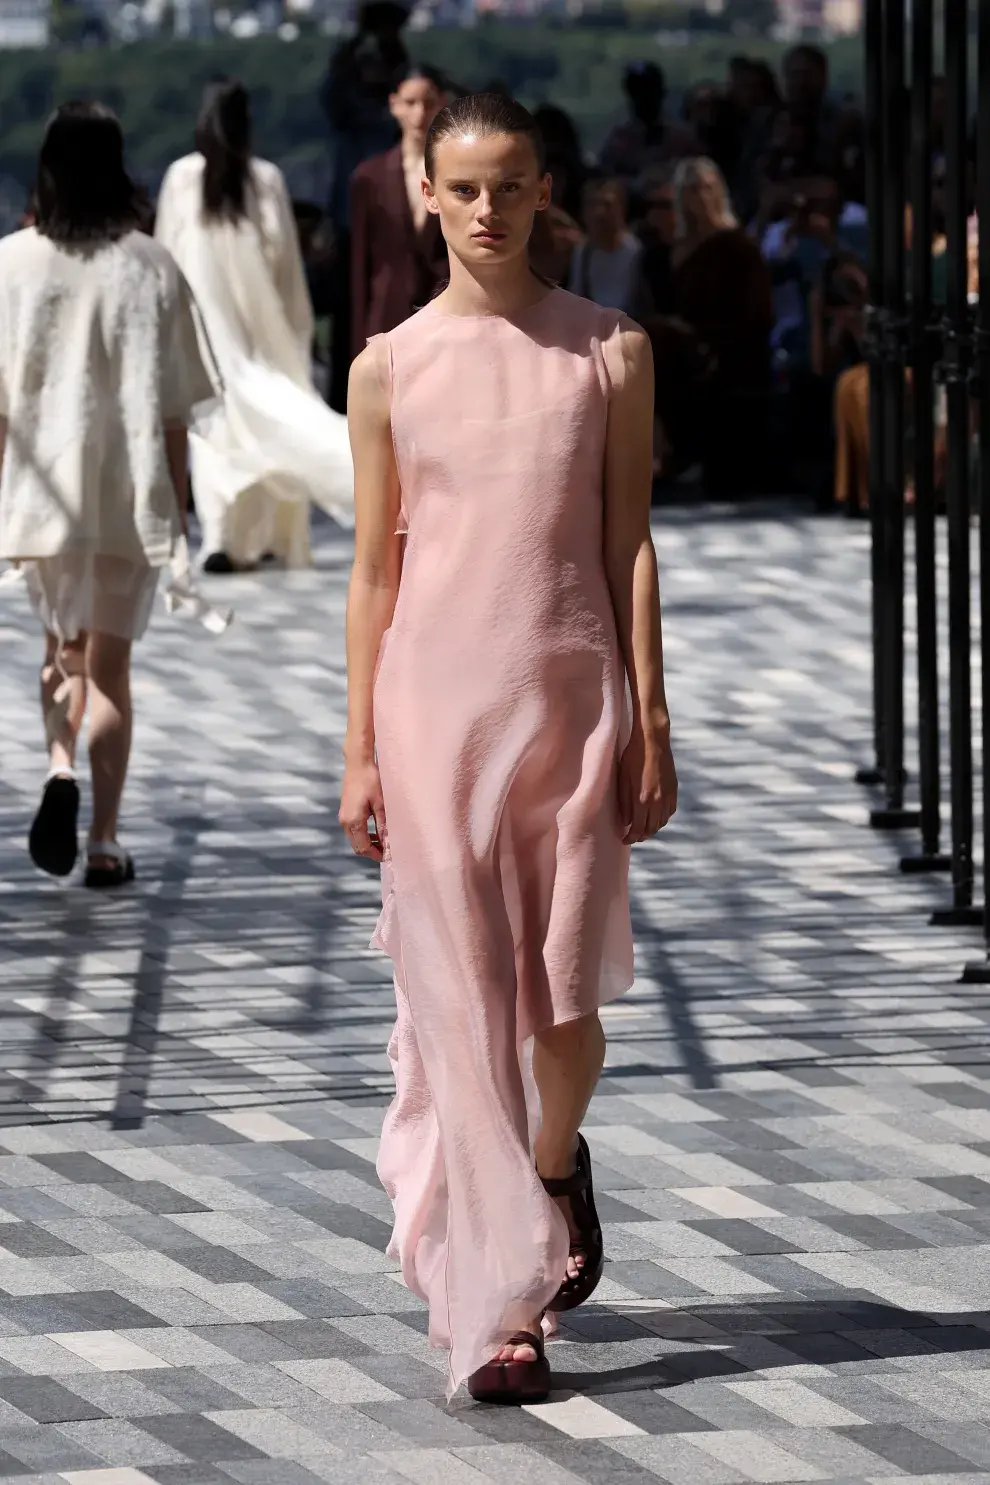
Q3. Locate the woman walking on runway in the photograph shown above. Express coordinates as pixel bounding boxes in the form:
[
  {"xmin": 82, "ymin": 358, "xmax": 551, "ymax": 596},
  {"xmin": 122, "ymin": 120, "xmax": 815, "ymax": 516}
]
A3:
[
  {"xmin": 156, "ymin": 79, "xmax": 353, "ymax": 573},
  {"xmin": 0, "ymin": 102, "xmax": 215, "ymax": 887},
  {"xmin": 350, "ymin": 64, "xmax": 450, "ymax": 357},
  {"xmin": 340, "ymin": 93, "xmax": 677, "ymax": 1403}
]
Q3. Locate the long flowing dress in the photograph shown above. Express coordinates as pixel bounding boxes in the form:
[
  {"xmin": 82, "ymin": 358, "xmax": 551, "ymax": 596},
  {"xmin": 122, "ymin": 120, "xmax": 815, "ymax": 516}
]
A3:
[
  {"xmin": 0, "ymin": 226, "xmax": 214, "ymax": 641},
  {"xmin": 371, "ymin": 287, "xmax": 635, "ymax": 1395},
  {"xmin": 155, "ymin": 153, "xmax": 354, "ymax": 568}
]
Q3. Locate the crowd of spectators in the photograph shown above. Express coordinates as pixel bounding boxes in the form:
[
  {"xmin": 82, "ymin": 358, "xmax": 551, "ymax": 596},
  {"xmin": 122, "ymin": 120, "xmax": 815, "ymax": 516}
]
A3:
[{"xmin": 297, "ymin": 4, "xmax": 975, "ymax": 507}]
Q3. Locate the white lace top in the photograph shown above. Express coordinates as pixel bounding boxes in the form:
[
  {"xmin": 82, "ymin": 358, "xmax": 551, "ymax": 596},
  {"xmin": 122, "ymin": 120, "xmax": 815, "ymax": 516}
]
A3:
[{"xmin": 0, "ymin": 226, "xmax": 215, "ymax": 568}]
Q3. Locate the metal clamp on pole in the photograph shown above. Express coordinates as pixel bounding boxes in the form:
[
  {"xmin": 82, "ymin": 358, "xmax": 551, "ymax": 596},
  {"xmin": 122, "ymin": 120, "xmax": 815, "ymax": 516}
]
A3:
[
  {"xmin": 937, "ymin": 318, "xmax": 975, "ymax": 388},
  {"xmin": 862, "ymin": 303, "xmax": 885, "ymax": 363},
  {"xmin": 881, "ymin": 312, "xmax": 913, "ymax": 367},
  {"xmin": 969, "ymin": 325, "xmax": 990, "ymax": 394}
]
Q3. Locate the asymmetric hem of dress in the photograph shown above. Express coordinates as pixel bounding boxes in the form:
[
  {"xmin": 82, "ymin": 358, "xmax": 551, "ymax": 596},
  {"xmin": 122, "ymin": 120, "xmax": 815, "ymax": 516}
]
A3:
[{"xmin": 369, "ymin": 290, "xmax": 638, "ymax": 1397}]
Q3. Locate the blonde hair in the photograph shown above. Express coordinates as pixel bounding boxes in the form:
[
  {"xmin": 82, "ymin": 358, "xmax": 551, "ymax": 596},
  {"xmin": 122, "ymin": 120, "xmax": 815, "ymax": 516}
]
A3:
[{"xmin": 672, "ymin": 156, "xmax": 737, "ymax": 240}]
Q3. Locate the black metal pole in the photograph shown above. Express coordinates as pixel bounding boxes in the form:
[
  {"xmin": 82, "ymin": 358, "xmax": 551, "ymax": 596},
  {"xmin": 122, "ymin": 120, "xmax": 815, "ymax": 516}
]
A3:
[
  {"xmin": 901, "ymin": 0, "xmax": 950, "ymax": 871},
  {"xmin": 963, "ymin": 0, "xmax": 990, "ymax": 976},
  {"xmin": 932, "ymin": 0, "xmax": 980, "ymax": 925},
  {"xmin": 871, "ymin": 0, "xmax": 920, "ymax": 830},
  {"xmin": 856, "ymin": 0, "xmax": 888, "ymax": 789}
]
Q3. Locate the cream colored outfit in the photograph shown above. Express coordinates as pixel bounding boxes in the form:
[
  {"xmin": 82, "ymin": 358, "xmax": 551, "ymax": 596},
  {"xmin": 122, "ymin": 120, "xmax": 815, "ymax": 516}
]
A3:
[
  {"xmin": 0, "ymin": 226, "xmax": 215, "ymax": 640},
  {"xmin": 155, "ymin": 154, "xmax": 353, "ymax": 568}
]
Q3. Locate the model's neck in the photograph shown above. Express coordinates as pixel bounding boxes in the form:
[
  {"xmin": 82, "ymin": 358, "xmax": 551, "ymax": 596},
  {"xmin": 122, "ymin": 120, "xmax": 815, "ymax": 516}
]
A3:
[
  {"xmin": 402, "ymin": 137, "xmax": 426, "ymax": 165},
  {"xmin": 441, "ymin": 254, "xmax": 550, "ymax": 318}
]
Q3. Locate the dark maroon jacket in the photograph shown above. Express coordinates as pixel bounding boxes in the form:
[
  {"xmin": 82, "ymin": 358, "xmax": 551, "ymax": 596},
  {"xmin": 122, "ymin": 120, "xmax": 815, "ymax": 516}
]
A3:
[{"xmin": 350, "ymin": 145, "xmax": 449, "ymax": 359}]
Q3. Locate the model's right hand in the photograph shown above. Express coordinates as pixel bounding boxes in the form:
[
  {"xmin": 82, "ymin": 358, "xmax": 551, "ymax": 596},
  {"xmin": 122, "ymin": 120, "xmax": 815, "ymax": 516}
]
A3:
[{"xmin": 339, "ymin": 761, "xmax": 387, "ymax": 862}]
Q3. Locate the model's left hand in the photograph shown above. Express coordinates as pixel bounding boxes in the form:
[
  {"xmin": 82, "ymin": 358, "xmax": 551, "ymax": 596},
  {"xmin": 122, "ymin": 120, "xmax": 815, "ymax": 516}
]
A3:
[{"xmin": 618, "ymin": 723, "xmax": 678, "ymax": 843}]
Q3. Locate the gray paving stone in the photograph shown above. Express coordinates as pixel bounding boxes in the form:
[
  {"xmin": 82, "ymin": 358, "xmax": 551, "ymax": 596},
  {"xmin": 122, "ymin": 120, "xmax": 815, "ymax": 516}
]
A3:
[
  {"xmin": 0, "ymin": 1377, "xmax": 106, "ymax": 1424},
  {"xmin": 2, "ymin": 512, "xmax": 990, "ymax": 1484}
]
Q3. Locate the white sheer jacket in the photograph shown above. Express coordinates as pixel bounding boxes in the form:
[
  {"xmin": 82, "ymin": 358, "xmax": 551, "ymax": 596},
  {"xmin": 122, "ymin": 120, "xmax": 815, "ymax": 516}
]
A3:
[{"xmin": 0, "ymin": 226, "xmax": 215, "ymax": 569}]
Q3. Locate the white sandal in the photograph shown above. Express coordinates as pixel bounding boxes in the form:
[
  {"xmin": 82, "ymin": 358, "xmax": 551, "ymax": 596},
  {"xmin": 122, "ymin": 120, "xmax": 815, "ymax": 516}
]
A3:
[{"xmin": 84, "ymin": 840, "xmax": 135, "ymax": 890}]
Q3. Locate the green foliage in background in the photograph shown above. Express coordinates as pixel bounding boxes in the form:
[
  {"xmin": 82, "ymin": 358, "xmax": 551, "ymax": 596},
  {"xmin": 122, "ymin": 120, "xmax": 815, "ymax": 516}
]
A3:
[{"xmin": 0, "ymin": 24, "xmax": 863, "ymax": 199}]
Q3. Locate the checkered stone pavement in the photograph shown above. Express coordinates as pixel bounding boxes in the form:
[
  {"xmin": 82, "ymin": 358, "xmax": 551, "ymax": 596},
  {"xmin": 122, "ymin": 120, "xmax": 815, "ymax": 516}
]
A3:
[{"xmin": 2, "ymin": 505, "xmax": 990, "ymax": 1484}]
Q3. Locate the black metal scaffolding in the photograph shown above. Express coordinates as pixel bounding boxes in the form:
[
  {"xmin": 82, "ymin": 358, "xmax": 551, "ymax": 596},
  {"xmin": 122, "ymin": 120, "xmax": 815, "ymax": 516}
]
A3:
[{"xmin": 864, "ymin": 0, "xmax": 990, "ymax": 971}]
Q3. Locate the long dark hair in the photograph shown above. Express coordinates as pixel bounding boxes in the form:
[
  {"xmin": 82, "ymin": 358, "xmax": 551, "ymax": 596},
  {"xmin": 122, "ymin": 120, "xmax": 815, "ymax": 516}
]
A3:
[
  {"xmin": 35, "ymin": 101, "xmax": 140, "ymax": 246},
  {"xmin": 425, "ymin": 92, "xmax": 547, "ymax": 181},
  {"xmin": 196, "ymin": 79, "xmax": 252, "ymax": 223}
]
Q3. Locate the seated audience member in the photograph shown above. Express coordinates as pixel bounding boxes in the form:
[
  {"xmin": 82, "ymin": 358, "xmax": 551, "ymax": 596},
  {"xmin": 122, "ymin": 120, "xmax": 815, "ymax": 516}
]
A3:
[
  {"xmin": 682, "ymin": 82, "xmax": 741, "ymax": 194},
  {"xmin": 753, "ymin": 106, "xmax": 838, "ymax": 238},
  {"xmin": 533, "ymin": 104, "xmax": 588, "ymax": 222},
  {"xmin": 671, "ymin": 157, "xmax": 772, "ymax": 396},
  {"xmin": 829, "ymin": 207, "xmax": 952, "ymax": 515},
  {"xmin": 530, "ymin": 203, "xmax": 583, "ymax": 286},
  {"xmin": 727, "ymin": 55, "xmax": 782, "ymax": 122},
  {"xmin": 568, "ymin": 176, "xmax": 650, "ymax": 316},
  {"xmin": 599, "ymin": 62, "xmax": 696, "ymax": 186},
  {"xmin": 833, "ymin": 105, "xmax": 866, "ymax": 208},
  {"xmin": 650, "ymin": 157, "xmax": 773, "ymax": 488},
  {"xmin": 739, "ymin": 46, "xmax": 844, "ymax": 221},
  {"xmin": 817, "ymin": 255, "xmax": 869, "ymax": 513},
  {"xmin": 760, "ymin": 180, "xmax": 842, "ymax": 370},
  {"xmin": 635, "ymin": 167, "xmax": 676, "ymax": 315},
  {"xmin": 811, "ymin": 252, "xmax": 868, "ymax": 381}
]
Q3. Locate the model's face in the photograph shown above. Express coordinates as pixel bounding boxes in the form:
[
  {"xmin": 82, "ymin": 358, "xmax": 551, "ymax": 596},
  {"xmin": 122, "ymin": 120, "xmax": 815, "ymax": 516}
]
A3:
[
  {"xmin": 390, "ymin": 77, "xmax": 445, "ymax": 147},
  {"xmin": 425, "ymin": 131, "xmax": 550, "ymax": 266}
]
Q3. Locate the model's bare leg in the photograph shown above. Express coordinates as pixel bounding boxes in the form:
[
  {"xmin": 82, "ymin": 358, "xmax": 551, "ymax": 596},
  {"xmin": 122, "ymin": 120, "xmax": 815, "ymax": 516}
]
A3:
[
  {"xmin": 535, "ymin": 1012, "xmax": 605, "ymax": 1273},
  {"xmin": 86, "ymin": 630, "xmax": 133, "ymax": 862},
  {"xmin": 29, "ymin": 632, "xmax": 88, "ymax": 877},
  {"xmin": 41, "ymin": 631, "xmax": 87, "ymax": 774},
  {"xmin": 493, "ymin": 1013, "xmax": 606, "ymax": 1363}
]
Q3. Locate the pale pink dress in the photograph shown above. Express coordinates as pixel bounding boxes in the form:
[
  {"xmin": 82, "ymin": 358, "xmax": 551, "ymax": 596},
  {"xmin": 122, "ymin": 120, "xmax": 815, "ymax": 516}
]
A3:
[{"xmin": 371, "ymin": 286, "xmax": 635, "ymax": 1396}]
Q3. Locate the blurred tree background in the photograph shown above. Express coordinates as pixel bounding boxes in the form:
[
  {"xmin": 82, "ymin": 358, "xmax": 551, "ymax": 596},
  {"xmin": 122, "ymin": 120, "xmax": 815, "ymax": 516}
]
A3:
[{"xmin": 0, "ymin": 24, "xmax": 862, "ymax": 205}]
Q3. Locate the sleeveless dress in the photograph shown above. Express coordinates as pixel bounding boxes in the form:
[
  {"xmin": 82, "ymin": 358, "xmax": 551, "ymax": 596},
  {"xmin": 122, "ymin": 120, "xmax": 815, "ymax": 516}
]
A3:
[{"xmin": 371, "ymin": 287, "xmax": 636, "ymax": 1396}]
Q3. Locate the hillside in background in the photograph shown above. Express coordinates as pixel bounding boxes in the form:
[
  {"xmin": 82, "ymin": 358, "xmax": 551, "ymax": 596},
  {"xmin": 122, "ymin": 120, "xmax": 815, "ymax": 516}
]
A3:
[{"xmin": 0, "ymin": 25, "xmax": 862, "ymax": 205}]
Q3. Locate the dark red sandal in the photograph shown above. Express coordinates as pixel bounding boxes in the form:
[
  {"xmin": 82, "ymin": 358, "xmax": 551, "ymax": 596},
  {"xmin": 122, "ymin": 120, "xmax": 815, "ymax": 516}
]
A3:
[
  {"xmin": 541, "ymin": 1133, "xmax": 604, "ymax": 1312},
  {"xmin": 468, "ymin": 1330, "xmax": 551, "ymax": 1405}
]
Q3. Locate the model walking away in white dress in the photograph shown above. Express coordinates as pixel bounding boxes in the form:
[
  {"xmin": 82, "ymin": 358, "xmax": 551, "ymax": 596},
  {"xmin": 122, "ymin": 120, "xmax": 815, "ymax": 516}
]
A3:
[
  {"xmin": 0, "ymin": 102, "xmax": 216, "ymax": 888},
  {"xmin": 155, "ymin": 79, "xmax": 354, "ymax": 574}
]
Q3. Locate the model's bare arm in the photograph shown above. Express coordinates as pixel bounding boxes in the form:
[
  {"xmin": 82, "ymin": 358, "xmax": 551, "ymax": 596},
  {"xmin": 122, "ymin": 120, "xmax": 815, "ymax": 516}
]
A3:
[
  {"xmin": 603, "ymin": 323, "xmax": 677, "ymax": 842},
  {"xmin": 339, "ymin": 342, "xmax": 403, "ymax": 861}
]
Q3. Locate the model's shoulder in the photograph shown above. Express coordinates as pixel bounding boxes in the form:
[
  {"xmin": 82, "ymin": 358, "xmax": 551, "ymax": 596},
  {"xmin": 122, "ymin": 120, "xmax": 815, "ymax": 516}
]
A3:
[
  {"xmin": 251, "ymin": 157, "xmax": 283, "ymax": 185},
  {"xmin": 119, "ymin": 231, "xmax": 175, "ymax": 274},
  {"xmin": 352, "ymin": 147, "xmax": 395, "ymax": 187},
  {"xmin": 385, "ymin": 300, "xmax": 441, "ymax": 347},
  {"xmin": 599, "ymin": 310, "xmax": 651, "ymax": 399},
  {"xmin": 550, "ymin": 290, "xmax": 647, "ymax": 348},
  {"xmin": 0, "ymin": 225, "xmax": 46, "ymax": 268},
  {"xmin": 348, "ymin": 335, "xmax": 393, "ymax": 419},
  {"xmin": 163, "ymin": 153, "xmax": 203, "ymax": 182}
]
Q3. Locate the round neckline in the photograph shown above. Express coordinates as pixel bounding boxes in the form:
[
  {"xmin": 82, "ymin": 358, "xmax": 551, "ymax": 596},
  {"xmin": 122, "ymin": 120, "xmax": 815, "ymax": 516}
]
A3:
[{"xmin": 426, "ymin": 285, "xmax": 561, "ymax": 324}]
